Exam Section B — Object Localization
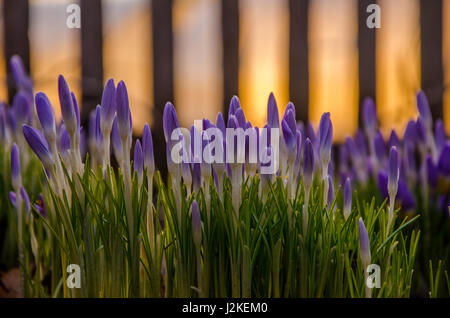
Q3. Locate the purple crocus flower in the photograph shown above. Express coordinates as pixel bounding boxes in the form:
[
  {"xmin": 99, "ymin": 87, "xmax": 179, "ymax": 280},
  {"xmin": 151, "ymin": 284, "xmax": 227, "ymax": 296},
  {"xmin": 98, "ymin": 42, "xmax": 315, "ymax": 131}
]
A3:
[
  {"xmin": 23, "ymin": 125, "xmax": 53, "ymax": 170},
  {"xmin": 133, "ymin": 139, "xmax": 143, "ymax": 180},
  {"xmin": 355, "ymin": 129, "xmax": 368, "ymax": 157},
  {"xmin": 35, "ymin": 92, "xmax": 56, "ymax": 144},
  {"xmin": 285, "ymin": 102, "xmax": 296, "ymax": 118},
  {"xmin": 11, "ymin": 143, "xmax": 21, "ymax": 190},
  {"xmin": 234, "ymin": 108, "xmax": 246, "ymax": 128},
  {"xmin": 343, "ymin": 177, "xmax": 352, "ymax": 219},
  {"xmin": 388, "ymin": 146, "xmax": 400, "ymax": 198},
  {"xmin": 10, "ymin": 55, "xmax": 33, "ymax": 96},
  {"xmin": 59, "ymin": 125, "xmax": 71, "ymax": 153},
  {"xmin": 358, "ymin": 217, "xmax": 371, "ymax": 267},
  {"xmin": 216, "ymin": 112, "xmax": 226, "ymax": 137},
  {"xmin": 327, "ymin": 175, "xmax": 335, "ymax": 207},
  {"xmin": 12, "ymin": 92, "xmax": 32, "ymax": 130},
  {"xmin": 142, "ymin": 123, "xmax": 155, "ymax": 176},
  {"xmin": 362, "ymin": 97, "xmax": 377, "ymax": 136},
  {"xmin": 388, "ymin": 130, "xmax": 400, "ymax": 151},
  {"xmin": 397, "ymin": 178, "xmax": 416, "ymax": 211},
  {"xmin": 417, "ymin": 90, "xmax": 432, "ymax": 130},
  {"xmin": 281, "ymin": 109, "xmax": 297, "ymax": 153},
  {"xmin": 116, "ymin": 81, "xmax": 132, "ymax": 142},
  {"xmin": 34, "ymin": 194, "xmax": 47, "ymax": 218},
  {"xmin": 303, "ymin": 138, "xmax": 315, "ymax": 187},
  {"xmin": 71, "ymin": 92, "xmax": 80, "ymax": 131},
  {"xmin": 267, "ymin": 93, "xmax": 279, "ymax": 129},
  {"xmin": 415, "ymin": 117, "xmax": 427, "ymax": 144},
  {"xmin": 58, "ymin": 75, "xmax": 77, "ymax": 135},
  {"xmin": 111, "ymin": 116, "xmax": 123, "ymax": 164},
  {"xmin": 95, "ymin": 105, "xmax": 104, "ymax": 149},
  {"xmin": 403, "ymin": 120, "xmax": 418, "ymax": 146},
  {"xmin": 100, "ymin": 79, "xmax": 116, "ymax": 134},
  {"xmin": 318, "ymin": 112, "xmax": 333, "ymax": 165},
  {"xmin": 163, "ymin": 102, "xmax": 180, "ymax": 144},
  {"xmin": 228, "ymin": 95, "xmax": 241, "ymax": 119},
  {"xmin": 437, "ymin": 142, "xmax": 450, "ymax": 177}
]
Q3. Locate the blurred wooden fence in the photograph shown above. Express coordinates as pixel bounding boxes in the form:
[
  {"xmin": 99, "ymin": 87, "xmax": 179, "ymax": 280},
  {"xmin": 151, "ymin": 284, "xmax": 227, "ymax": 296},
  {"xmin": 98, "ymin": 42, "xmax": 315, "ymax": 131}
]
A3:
[{"xmin": 1, "ymin": 0, "xmax": 446, "ymax": 173}]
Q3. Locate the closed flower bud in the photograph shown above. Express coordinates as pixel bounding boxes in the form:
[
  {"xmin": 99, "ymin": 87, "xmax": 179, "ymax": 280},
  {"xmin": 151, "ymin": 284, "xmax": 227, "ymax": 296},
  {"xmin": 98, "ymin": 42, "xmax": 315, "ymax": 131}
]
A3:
[
  {"xmin": 112, "ymin": 116, "xmax": 123, "ymax": 164},
  {"xmin": 133, "ymin": 139, "xmax": 143, "ymax": 182},
  {"xmin": 116, "ymin": 81, "xmax": 132, "ymax": 142},
  {"xmin": 100, "ymin": 79, "xmax": 116, "ymax": 134},
  {"xmin": 142, "ymin": 123, "xmax": 155, "ymax": 177},
  {"xmin": 163, "ymin": 102, "xmax": 180, "ymax": 143},
  {"xmin": 318, "ymin": 112, "xmax": 333, "ymax": 165},
  {"xmin": 437, "ymin": 142, "xmax": 450, "ymax": 177},
  {"xmin": 362, "ymin": 97, "xmax": 377, "ymax": 136},
  {"xmin": 23, "ymin": 125, "xmax": 53, "ymax": 171},
  {"xmin": 58, "ymin": 75, "xmax": 77, "ymax": 135},
  {"xmin": 35, "ymin": 92, "xmax": 56, "ymax": 145},
  {"xmin": 388, "ymin": 146, "xmax": 400, "ymax": 198},
  {"xmin": 358, "ymin": 217, "xmax": 371, "ymax": 268},
  {"xmin": 417, "ymin": 90, "xmax": 432, "ymax": 130},
  {"xmin": 267, "ymin": 93, "xmax": 280, "ymax": 129},
  {"xmin": 228, "ymin": 95, "xmax": 241, "ymax": 119},
  {"xmin": 303, "ymin": 138, "xmax": 315, "ymax": 188}
]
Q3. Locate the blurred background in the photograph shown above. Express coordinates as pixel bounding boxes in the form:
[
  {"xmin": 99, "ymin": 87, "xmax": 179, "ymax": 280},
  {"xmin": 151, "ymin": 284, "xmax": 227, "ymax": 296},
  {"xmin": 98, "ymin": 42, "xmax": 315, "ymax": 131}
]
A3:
[{"xmin": 0, "ymin": 0, "xmax": 448, "ymax": 149}]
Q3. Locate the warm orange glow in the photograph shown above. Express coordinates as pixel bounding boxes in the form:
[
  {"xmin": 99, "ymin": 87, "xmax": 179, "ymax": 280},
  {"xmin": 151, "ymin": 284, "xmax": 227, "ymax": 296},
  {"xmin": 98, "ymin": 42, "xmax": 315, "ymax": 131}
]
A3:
[
  {"xmin": 0, "ymin": 15, "xmax": 7, "ymax": 102},
  {"xmin": 29, "ymin": 0, "xmax": 81, "ymax": 121},
  {"xmin": 376, "ymin": 0, "xmax": 421, "ymax": 137},
  {"xmin": 239, "ymin": 0, "xmax": 289, "ymax": 127},
  {"xmin": 309, "ymin": 0, "xmax": 359, "ymax": 142},
  {"xmin": 173, "ymin": 0, "xmax": 222, "ymax": 128},
  {"xmin": 103, "ymin": 1, "xmax": 152, "ymax": 134},
  {"xmin": 443, "ymin": 0, "xmax": 450, "ymax": 134}
]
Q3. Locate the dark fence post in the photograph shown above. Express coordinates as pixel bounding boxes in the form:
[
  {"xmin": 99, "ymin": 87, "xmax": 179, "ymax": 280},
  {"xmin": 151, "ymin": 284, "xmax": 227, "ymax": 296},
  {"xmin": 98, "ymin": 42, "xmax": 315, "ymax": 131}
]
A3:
[
  {"xmin": 80, "ymin": 0, "xmax": 104, "ymax": 128},
  {"xmin": 289, "ymin": 0, "xmax": 309, "ymax": 123},
  {"xmin": 3, "ymin": 0, "xmax": 30, "ymax": 104},
  {"xmin": 152, "ymin": 0, "xmax": 173, "ymax": 178},
  {"xmin": 221, "ymin": 0, "xmax": 239, "ymax": 121},
  {"xmin": 420, "ymin": 0, "xmax": 443, "ymax": 121},
  {"xmin": 358, "ymin": 0, "xmax": 376, "ymax": 126}
]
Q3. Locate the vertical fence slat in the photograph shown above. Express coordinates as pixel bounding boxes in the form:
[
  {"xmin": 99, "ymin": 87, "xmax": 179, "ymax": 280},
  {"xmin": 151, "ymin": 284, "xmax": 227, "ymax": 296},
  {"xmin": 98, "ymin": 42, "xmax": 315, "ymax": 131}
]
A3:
[
  {"xmin": 420, "ymin": 0, "xmax": 444, "ymax": 121},
  {"xmin": 289, "ymin": 0, "xmax": 309, "ymax": 123},
  {"xmin": 358, "ymin": 0, "xmax": 376, "ymax": 126},
  {"xmin": 3, "ymin": 0, "xmax": 30, "ymax": 104},
  {"xmin": 221, "ymin": 0, "xmax": 239, "ymax": 121},
  {"xmin": 152, "ymin": 0, "xmax": 173, "ymax": 177},
  {"xmin": 80, "ymin": 0, "xmax": 104, "ymax": 127}
]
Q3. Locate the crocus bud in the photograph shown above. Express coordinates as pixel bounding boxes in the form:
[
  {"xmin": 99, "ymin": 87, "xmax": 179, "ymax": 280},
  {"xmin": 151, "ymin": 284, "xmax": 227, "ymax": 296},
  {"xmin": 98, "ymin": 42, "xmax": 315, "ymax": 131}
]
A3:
[
  {"xmin": 318, "ymin": 112, "xmax": 333, "ymax": 165},
  {"xmin": 35, "ymin": 92, "xmax": 56, "ymax": 146},
  {"xmin": 111, "ymin": 116, "xmax": 123, "ymax": 164},
  {"xmin": 281, "ymin": 109, "xmax": 297, "ymax": 154},
  {"xmin": 343, "ymin": 177, "xmax": 352, "ymax": 219},
  {"xmin": 228, "ymin": 95, "xmax": 241, "ymax": 119},
  {"xmin": 34, "ymin": 194, "xmax": 47, "ymax": 218},
  {"xmin": 23, "ymin": 125, "xmax": 53, "ymax": 171},
  {"xmin": 59, "ymin": 125, "xmax": 71, "ymax": 153},
  {"xmin": 191, "ymin": 200, "xmax": 201, "ymax": 246},
  {"xmin": 116, "ymin": 81, "xmax": 132, "ymax": 143},
  {"xmin": 388, "ymin": 146, "xmax": 400, "ymax": 198},
  {"xmin": 437, "ymin": 142, "xmax": 450, "ymax": 178},
  {"xmin": 358, "ymin": 217, "xmax": 371, "ymax": 268},
  {"xmin": 403, "ymin": 120, "xmax": 417, "ymax": 146},
  {"xmin": 327, "ymin": 175, "xmax": 335, "ymax": 207},
  {"xmin": 71, "ymin": 92, "xmax": 80, "ymax": 131},
  {"xmin": 163, "ymin": 102, "xmax": 180, "ymax": 143},
  {"xmin": 12, "ymin": 92, "xmax": 32, "ymax": 129},
  {"xmin": 234, "ymin": 108, "xmax": 246, "ymax": 128},
  {"xmin": 142, "ymin": 123, "xmax": 155, "ymax": 177},
  {"xmin": 374, "ymin": 131, "xmax": 386, "ymax": 165},
  {"xmin": 303, "ymin": 138, "xmax": 315, "ymax": 188},
  {"xmin": 388, "ymin": 130, "xmax": 400, "ymax": 151},
  {"xmin": 95, "ymin": 105, "xmax": 104, "ymax": 156},
  {"xmin": 417, "ymin": 90, "xmax": 432, "ymax": 130},
  {"xmin": 58, "ymin": 75, "xmax": 76, "ymax": 135},
  {"xmin": 100, "ymin": 79, "xmax": 116, "ymax": 134},
  {"xmin": 11, "ymin": 143, "xmax": 21, "ymax": 191},
  {"xmin": 10, "ymin": 55, "xmax": 26, "ymax": 87},
  {"xmin": 133, "ymin": 139, "xmax": 143, "ymax": 182},
  {"xmin": 285, "ymin": 102, "xmax": 296, "ymax": 119},
  {"xmin": 362, "ymin": 97, "xmax": 377, "ymax": 136},
  {"xmin": 216, "ymin": 112, "xmax": 226, "ymax": 138},
  {"xmin": 267, "ymin": 93, "xmax": 280, "ymax": 129}
]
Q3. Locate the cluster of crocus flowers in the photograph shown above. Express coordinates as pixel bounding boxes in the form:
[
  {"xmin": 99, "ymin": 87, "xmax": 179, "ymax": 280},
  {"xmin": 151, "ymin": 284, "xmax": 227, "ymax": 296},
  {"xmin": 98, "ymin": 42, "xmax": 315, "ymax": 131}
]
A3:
[{"xmin": 5, "ymin": 62, "xmax": 442, "ymax": 297}]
